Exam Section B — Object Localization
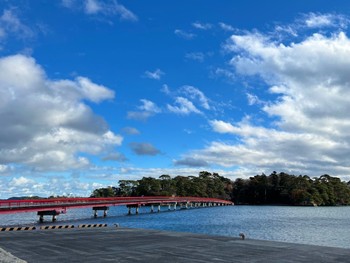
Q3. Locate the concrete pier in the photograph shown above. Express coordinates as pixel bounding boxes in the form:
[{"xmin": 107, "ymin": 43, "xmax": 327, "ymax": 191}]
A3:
[
  {"xmin": 92, "ymin": 206, "xmax": 109, "ymax": 218},
  {"xmin": 37, "ymin": 210, "xmax": 60, "ymax": 223},
  {"xmin": 0, "ymin": 227, "xmax": 350, "ymax": 262}
]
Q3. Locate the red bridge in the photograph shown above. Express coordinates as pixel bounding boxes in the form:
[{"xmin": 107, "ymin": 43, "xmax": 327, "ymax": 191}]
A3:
[{"xmin": 0, "ymin": 196, "xmax": 233, "ymax": 222}]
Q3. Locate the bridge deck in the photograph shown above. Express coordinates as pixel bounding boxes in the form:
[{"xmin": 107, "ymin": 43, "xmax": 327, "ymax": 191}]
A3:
[{"xmin": 0, "ymin": 196, "xmax": 233, "ymax": 214}]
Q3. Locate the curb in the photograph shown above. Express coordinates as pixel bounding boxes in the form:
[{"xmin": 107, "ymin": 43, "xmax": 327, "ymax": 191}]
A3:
[
  {"xmin": 1, "ymin": 223, "xmax": 116, "ymax": 232},
  {"xmin": 40, "ymin": 225, "xmax": 75, "ymax": 230},
  {"xmin": 0, "ymin": 226, "xmax": 36, "ymax": 231},
  {"xmin": 78, "ymin": 224, "xmax": 108, "ymax": 228}
]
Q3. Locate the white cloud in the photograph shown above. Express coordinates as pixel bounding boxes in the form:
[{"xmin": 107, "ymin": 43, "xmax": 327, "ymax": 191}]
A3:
[
  {"xmin": 61, "ymin": 0, "xmax": 75, "ymax": 8},
  {"xmin": 164, "ymin": 85, "xmax": 210, "ymax": 116},
  {"xmin": 180, "ymin": 85, "xmax": 210, "ymax": 110},
  {"xmin": 11, "ymin": 176, "xmax": 35, "ymax": 187},
  {"xmin": 246, "ymin": 93, "xmax": 263, "ymax": 106},
  {"xmin": 127, "ymin": 111, "xmax": 153, "ymax": 121},
  {"xmin": 144, "ymin": 69, "xmax": 164, "ymax": 80},
  {"xmin": 113, "ymin": 2, "xmax": 138, "ymax": 21},
  {"xmin": 178, "ymin": 26, "xmax": 350, "ymax": 179},
  {"xmin": 0, "ymin": 164, "xmax": 9, "ymax": 173},
  {"xmin": 0, "ymin": 54, "xmax": 122, "ymax": 172},
  {"xmin": 50, "ymin": 76, "xmax": 115, "ymax": 104},
  {"xmin": 167, "ymin": 97, "xmax": 202, "ymax": 115},
  {"xmin": 213, "ymin": 68, "xmax": 235, "ymax": 82},
  {"xmin": 85, "ymin": 0, "xmax": 102, "ymax": 14},
  {"xmin": 127, "ymin": 99, "xmax": 161, "ymax": 121},
  {"xmin": 304, "ymin": 13, "xmax": 339, "ymax": 28},
  {"xmin": 185, "ymin": 52, "xmax": 205, "ymax": 62},
  {"xmin": 192, "ymin": 22, "xmax": 212, "ymax": 30},
  {"xmin": 0, "ymin": 174, "xmax": 110, "ymax": 198},
  {"xmin": 0, "ymin": 9, "xmax": 34, "ymax": 41},
  {"xmin": 138, "ymin": 99, "xmax": 161, "ymax": 113},
  {"xmin": 161, "ymin": 84, "xmax": 171, "ymax": 94},
  {"xmin": 62, "ymin": 0, "xmax": 138, "ymax": 22},
  {"xmin": 218, "ymin": 22, "xmax": 235, "ymax": 32},
  {"xmin": 174, "ymin": 29, "xmax": 196, "ymax": 40}
]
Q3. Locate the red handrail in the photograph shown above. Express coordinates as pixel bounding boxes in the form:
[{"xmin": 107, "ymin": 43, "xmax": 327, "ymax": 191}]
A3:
[{"xmin": 0, "ymin": 196, "xmax": 233, "ymax": 214}]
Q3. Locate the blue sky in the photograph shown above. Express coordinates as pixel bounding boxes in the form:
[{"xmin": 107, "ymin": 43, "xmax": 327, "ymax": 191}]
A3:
[{"xmin": 1, "ymin": 0, "xmax": 350, "ymax": 198}]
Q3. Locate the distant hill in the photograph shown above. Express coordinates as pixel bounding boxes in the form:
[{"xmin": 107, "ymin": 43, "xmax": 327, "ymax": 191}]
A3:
[{"xmin": 7, "ymin": 196, "xmax": 43, "ymax": 200}]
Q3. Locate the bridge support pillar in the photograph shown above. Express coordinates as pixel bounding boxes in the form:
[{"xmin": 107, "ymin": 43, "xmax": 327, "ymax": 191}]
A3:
[
  {"xmin": 37, "ymin": 210, "xmax": 61, "ymax": 223},
  {"xmin": 157, "ymin": 205, "xmax": 161, "ymax": 212},
  {"xmin": 174, "ymin": 203, "xmax": 177, "ymax": 210},
  {"xmin": 168, "ymin": 204, "xmax": 171, "ymax": 211},
  {"xmin": 92, "ymin": 206, "xmax": 109, "ymax": 218},
  {"xmin": 150, "ymin": 205, "xmax": 154, "ymax": 213},
  {"xmin": 127, "ymin": 204, "xmax": 140, "ymax": 215}
]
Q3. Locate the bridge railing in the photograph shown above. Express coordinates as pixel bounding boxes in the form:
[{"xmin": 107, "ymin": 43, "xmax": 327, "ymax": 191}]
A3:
[{"xmin": 0, "ymin": 196, "xmax": 233, "ymax": 214}]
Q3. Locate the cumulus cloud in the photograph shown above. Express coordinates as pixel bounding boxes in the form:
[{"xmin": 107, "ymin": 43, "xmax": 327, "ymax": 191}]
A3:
[
  {"xmin": 144, "ymin": 69, "xmax": 164, "ymax": 80},
  {"xmin": 179, "ymin": 22, "xmax": 350, "ymax": 179},
  {"xmin": 130, "ymin": 142, "xmax": 160, "ymax": 156},
  {"xmin": 0, "ymin": 175, "xmax": 106, "ymax": 198},
  {"xmin": 0, "ymin": 54, "xmax": 122, "ymax": 172},
  {"xmin": 52, "ymin": 76, "xmax": 115, "ymax": 103}
]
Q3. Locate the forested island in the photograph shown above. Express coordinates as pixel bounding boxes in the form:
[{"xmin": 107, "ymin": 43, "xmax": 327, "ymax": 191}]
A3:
[{"xmin": 91, "ymin": 171, "xmax": 350, "ymax": 206}]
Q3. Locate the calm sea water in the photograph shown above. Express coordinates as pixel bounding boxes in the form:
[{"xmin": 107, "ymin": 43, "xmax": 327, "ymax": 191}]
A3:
[{"xmin": 1, "ymin": 205, "xmax": 350, "ymax": 249}]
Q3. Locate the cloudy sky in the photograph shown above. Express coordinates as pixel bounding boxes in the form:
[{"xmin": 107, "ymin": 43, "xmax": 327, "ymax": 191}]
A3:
[{"xmin": 1, "ymin": 0, "xmax": 350, "ymax": 198}]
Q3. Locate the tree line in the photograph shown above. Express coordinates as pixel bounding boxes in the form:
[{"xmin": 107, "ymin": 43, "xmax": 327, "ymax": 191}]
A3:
[{"xmin": 91, "ymin": 171, "xmax": 350, "ymax": 206}]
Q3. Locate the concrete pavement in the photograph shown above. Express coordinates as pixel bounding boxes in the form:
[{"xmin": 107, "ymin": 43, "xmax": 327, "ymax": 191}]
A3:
[{"xmin": 1, "ymin": 227, "xmax": 350, "ymax": 262}]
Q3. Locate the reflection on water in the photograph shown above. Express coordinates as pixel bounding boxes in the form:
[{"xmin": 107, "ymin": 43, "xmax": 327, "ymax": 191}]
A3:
[{"xmin": 1, "ymin": 205, "xmax": 350, "ymax": 249}]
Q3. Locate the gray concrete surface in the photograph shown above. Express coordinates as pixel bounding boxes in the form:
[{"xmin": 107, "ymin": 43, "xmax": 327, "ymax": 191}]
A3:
[
  {"xmin": 0, "ymin": 248, "xmax": 27, "ymax": 263},
  {"xmin": 0, "ymin": 227, "xmax": 350, "ymax": 262}
]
